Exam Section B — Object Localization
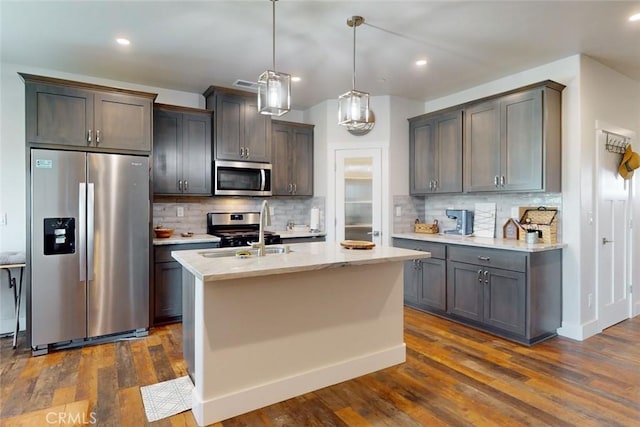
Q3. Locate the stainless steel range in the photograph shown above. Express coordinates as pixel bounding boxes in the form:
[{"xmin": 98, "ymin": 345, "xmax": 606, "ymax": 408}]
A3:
[{"xmin": 207, "ymin": 212, "xmax": 282, "ymax": 247}]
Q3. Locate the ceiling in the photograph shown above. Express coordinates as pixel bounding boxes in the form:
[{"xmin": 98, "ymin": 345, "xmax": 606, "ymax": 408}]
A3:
[{"xmin": 2, "ymin": 1, "xmax": 639, "ymax": 110}]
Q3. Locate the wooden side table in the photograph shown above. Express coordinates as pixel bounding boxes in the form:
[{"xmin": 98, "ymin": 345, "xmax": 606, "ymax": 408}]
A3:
[{"xmin": 1, "ymin": 252, "xmax": 26, "ymax": 348}]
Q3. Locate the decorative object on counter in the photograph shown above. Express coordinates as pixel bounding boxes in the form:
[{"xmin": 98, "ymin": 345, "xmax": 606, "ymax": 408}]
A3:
[
  {"xmin": 414, "ymin": 218, "xmax": 439, "ymax": 234},
  {"xmin": 474, "ymin": 202, "xmax": 496, "ymax": 238},
  {"xmin": 338, "ymin": 16, "xmax": 372, "ymax": 131},
  {"xmin": 340, "ymin": 240, "xmax": 375, "ymax": 249},
  {"xmin": 257, "ymin": 0, "xmax": 291, "ymax": 116},
  {"xmin": 180, "ymin": 232, "xmax": 193, "ymax": 238},
  {"xmin": 154, "ymin": 226, "xmax": 175, "ymax": 238},
  {"xmin": 444, "ymin": 209, "xmax": 474, "ymax": 235},
  {"xmin": 292, "ymin": 224, "xmax": 310, "ymax": 232},
  {"xmin": 502, "ymin": 218, "xmax": 524, "ymax": 240},
  {"xmin": 310, "ymin": 207, "xmax": 320, "ymax": 232},
  {"xmin": 618, "ymin": 144, "xmax": 639, "ymax": 180},
  {"xmin": 518, "ymin": 206, "xmax": 558, "ymax": 244}
]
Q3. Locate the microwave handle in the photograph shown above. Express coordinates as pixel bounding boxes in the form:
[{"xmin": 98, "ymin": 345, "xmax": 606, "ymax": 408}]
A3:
[{"xmin": 260, "ymin": 169, "xmax": 266, "ymax": 191}]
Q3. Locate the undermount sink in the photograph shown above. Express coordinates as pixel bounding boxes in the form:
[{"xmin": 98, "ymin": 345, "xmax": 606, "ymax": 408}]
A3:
[{"xmin": 198, "ymin": 245, "xmax": 291, "ymax": 258}]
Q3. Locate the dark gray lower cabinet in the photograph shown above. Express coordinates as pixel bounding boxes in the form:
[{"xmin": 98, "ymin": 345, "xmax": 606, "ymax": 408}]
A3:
[
  {"xmin": 394, "ymin": 238, "xmax": 562, "ymax": 345},
  {"xmin": 393, "ymin": 239, "xmax": 447, "ymax": 314},
  {"xmin": 153, "ymin": 242, "xmax": 219, "ymax": 325}
]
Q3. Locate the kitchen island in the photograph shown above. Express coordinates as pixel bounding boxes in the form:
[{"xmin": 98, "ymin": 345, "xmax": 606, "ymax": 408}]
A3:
[{"xmin": 171, "ymin": 241, "xmax": 429, "ymax": 426}]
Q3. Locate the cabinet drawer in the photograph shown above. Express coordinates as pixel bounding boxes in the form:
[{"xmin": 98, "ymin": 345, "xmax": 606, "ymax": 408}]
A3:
[
  {"xmin": 393, "ymin": 238, "xmax": 446, "ymax": 259},
  {"xmin": 155, "ymin": 242, "xmax": 219, "ymax": 263},
  {"xmin": 448, "ymin": 245, "xmax": 526, "ymax": 272}
]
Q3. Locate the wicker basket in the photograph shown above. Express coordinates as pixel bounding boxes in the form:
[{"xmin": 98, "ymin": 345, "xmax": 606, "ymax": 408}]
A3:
[
  {"xmin": 415, "ymin": 220, "xmax": 439, "ymax": 234},
  {"xmin": 518, "ymin": 207, "xmax": 558, "ymax": 244}
]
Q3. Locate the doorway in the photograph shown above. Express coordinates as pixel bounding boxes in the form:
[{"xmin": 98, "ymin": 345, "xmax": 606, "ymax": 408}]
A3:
[
  {"xmin": 335, "ymin": 149, "xmax": 382, "ymax": 245},
  {"xmin": 595, "ymin": 127, "xmax": 633, "ymax": 330}
]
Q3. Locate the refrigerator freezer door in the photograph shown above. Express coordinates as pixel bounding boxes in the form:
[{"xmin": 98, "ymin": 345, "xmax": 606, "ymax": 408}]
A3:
[
  {"xmin": 31, "ymin": 149, "xmax": 87, "ymax": 346},
  {"xmin": 87, "ymin": 153, "xmax": 149, "ymax": 337}
]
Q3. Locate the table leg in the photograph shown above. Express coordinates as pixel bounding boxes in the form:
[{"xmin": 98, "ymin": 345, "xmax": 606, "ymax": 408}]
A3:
[{"xmin": 13, "ymin": 268, "xmax": 24, "ymax": 348}]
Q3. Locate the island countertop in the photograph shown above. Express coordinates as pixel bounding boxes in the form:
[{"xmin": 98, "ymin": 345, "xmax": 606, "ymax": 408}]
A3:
[{"xmin": 171, "ymin": 241, "xmax": 430, "ymax": 282}]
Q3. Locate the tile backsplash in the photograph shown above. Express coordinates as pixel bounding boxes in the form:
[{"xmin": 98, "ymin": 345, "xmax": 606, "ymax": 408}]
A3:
[
  {"xmin": 394, "ymin": 192, "xmax": 562, "ymax": 240},
  {"xmin": 153, "ymin": 196, "xmax": 325, "ymax": 233}
]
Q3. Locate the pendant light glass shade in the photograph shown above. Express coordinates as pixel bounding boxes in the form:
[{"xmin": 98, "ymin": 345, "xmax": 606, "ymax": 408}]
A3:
[
  {"xmin": 338, "ymin": 16, "xmax": 370, "ymax": 127},
  {"xmin": 258, "ymin": 70, "xmax": 291, "ymax": 116},
  {"xmin": 258, "ymin": 0, "xmax": 290, "ymax": 116}
]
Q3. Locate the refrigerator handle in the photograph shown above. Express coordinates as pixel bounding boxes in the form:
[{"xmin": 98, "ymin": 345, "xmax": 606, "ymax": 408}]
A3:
[
  {"xmin": 87, "ymin": 183, "xmax": 95, "ymax": 280},
  {"xmin": 79, "ymin": 183, "xmax": 86, "ymax": 281}
]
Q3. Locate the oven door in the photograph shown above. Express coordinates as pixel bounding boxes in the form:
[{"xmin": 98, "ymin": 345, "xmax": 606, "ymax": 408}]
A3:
[{"xmin": 214, "ymin": 160, "xmax": 272, "ymax": 196}]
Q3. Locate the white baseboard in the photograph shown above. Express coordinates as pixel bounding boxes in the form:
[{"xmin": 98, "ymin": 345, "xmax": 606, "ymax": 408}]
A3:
[
  {"xmin": 192, "ymin": 344, "xmax": 406, "ymax": 426},
  {"xmin": 557, "ymin": 318, "xmax": 601, "ymax": 341}
]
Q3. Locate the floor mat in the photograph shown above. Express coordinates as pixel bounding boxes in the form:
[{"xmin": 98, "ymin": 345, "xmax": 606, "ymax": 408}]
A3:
[{"xmin": 140, "ymin": 376, "xmax": 193, "ymax": 422}]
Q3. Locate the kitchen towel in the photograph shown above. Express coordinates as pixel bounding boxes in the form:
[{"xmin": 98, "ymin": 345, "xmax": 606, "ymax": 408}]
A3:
[
  {"xmin": 474, "ymin": 203, "xmax": 496, "ymax": 238},
  {"xmin": 310, "ymin": 207, "xmax": 320, "ymax": 231},
  {"xmin": 140, "ymin": 376, "xmax": 193, "ymax": 422}
]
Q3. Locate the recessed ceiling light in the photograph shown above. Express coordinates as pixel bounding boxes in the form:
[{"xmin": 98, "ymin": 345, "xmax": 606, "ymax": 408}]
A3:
[
  {"xmin": 416, "ymin": 59, "xmax": 428, "ymax": 66},
  {"xmin": 629, "ymin": 13, "xmax": 640, "ymax": 22},
  {"xmin": 291, "ymin": 76, "xmax": 301, "ymax": 82},
  {"xmin": 116, "ymin": 38, "xmax": 130, "ymax": 46}
]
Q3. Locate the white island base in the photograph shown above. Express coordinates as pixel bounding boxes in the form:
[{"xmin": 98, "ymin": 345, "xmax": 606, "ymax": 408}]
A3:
[{"xmin": 174, "ymin": 242, "xmax": 429, "ymax": 426}]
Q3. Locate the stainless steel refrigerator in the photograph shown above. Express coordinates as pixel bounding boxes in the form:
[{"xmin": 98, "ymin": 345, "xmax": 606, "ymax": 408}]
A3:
[{"xmin": 30, "ymin": 149, "xmax": 149, "ymax": 354}]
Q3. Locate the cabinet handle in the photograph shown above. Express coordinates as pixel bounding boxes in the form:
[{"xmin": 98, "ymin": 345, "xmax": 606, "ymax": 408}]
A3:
[
  {"xmin": 477, "ymin": 269, "xmax": 483, "ymax": 282},
  {"xmin": 178, "ymin": 180, "xmax": 183, "ymax": 191},
  {"xmin": 288, "ymin": 183, "xmax": 293, "ymax": 193},
  {"xmin": 478, "ymin": 256, "xmax": 490, "ymax": 262},
  {"xmin": 184, "ymin": 180, "xmax": 188, "ymax": 191},
  {"xmin": 484, "ymin": 270, "xmax": 490, "ymax": 284},
  {"xmin": 293, "ymin": 183, "xmax": 297, "ymax": 194},
  {"xmin": 494, "ymin": 175, "xmax": 499, "ymax": 187},
  {"xmin": 500, "ymin": 175, "xmax": 505, "ymax": 187},
  {"xmin": 433, "ymin": 179, "xmax": 438, "ymax": 190},
  {"xmin": 87, "ymin": 129, "xmax": 92, "ymax": 144},
  {"xmin": 245, "ymin": 147, "xmax": 250, "ymax": 158},
  {"xmin": 96, "ymin": 129, "xmax": 101, "ymax": 145},
  {"xmin": 240, "ymin": 147, "xmax": 245, "ymax": 158}
]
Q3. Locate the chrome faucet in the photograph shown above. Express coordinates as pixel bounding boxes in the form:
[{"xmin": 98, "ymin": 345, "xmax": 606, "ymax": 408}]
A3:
[{"xmin": 251, "ymin": 200, "xmax": 271, "ymax": 256}]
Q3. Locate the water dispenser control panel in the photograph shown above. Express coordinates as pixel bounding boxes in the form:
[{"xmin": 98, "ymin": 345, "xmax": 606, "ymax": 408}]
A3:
[{"xmin": 44, "ymin": 217, "xmax": 75, "ymax": 255}]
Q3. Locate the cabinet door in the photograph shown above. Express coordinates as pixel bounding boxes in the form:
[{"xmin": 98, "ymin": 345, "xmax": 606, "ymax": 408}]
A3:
[
  {"xmin": 94, "ymin": 92, "xmax": 151, "ymax": 151},
  {"xmin": 447, "ymin": 261, "xmax": 483, "ymax": 322},
  {"xmin": 501, "ymin": 89, "xmax": 543, "ymax": 191},
  {"xmin": 420, "ymin": 258, "xmax": 447, "ymax": 312},
  {"xmin": 25, "ymin": 83, "xmax": 93, "ymax": 146},
  {"xmin": 153, "ymin": 108, "xmax": 182, "ymax": 194},
  {"xmin": 182, "ymin": 112, "xmax": 212, "ymax": 195},
  {"xmin": 403, "ymin": 260, "xmax": 420, "ymax": 307},
  {"xmin": 291, "ymin": 126, "xmax": 313, "ymax": 196},
  {"xmin": 154, "ymin": 261, "xmax": 183, "ymax": 323},
  {"xmin": 271, "ymin": 123, "xmax": 293, "ymax": 195},
  {"xmin": 409, "ymin": 117, "xmax": 435, "ymax": 194},
  {"xmin": 483, "ymin": 268, "xmax": 526, "ymax": 335},
  {"xmin": 464, "ymin": 100, "xmax": 501, "ymax": 192},
  {"xmin": 215, "ymin": 93, "xmax": 244, "ymax": 160},
  {"xmin": 434, "ymin": 111, "xmax": 462, "ymax": 193},
  {"xmin": 244, "ymin": 96, "xmax": 271, "ymax": 162}
]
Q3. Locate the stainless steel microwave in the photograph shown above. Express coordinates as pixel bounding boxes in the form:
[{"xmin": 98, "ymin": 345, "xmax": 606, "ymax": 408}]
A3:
[{"xmin": 214, "ymin": 160, "xmax": 272, "ymax": 196}]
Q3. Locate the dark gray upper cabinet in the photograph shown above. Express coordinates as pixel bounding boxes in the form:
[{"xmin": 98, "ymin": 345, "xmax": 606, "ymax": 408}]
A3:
[
  {"xmin": 203, "ymin": 86, "xmax": 271, "ymax": 163},
  {"xmin": 21, "ymin": 73, "xmax": 155, "ymax": 152},
  {"xmin": 464, "ymin": 81, "xmax": 564, "ymax": 193},
  {"xmin": 409, "ymin": 109, "xmax": 463, "ymax": 194},
  {"xmin": 271, "ymin": 120, "xmax": 314, "ymax": 196},
  {"xmin": 153, "ymin": 104, "xmax": 212, "ymax": 196}
]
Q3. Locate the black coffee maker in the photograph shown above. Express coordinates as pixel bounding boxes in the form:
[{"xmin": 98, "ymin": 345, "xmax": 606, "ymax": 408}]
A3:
[{"xmin": 444, "ymin": 209, "xmax": 474, "ymax": 235}]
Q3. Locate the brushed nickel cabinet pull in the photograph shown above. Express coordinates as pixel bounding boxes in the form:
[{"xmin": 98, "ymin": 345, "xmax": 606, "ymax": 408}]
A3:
[
  {"xmin": 477, "ymin": 269, "xmax": 483, "ymax": 282},
  {"xmin": 96, "ymin": 129, "xmax": 101, "ymax": 144},
  {"xmin": 87, "ymin": 129, "xmax": 92, "ymax": 144},
  {"xmin": 478, "ymin": 256, "xmax": 490, "ymax": 261}
]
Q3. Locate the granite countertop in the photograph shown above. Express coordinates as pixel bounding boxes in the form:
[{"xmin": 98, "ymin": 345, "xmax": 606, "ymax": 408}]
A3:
[
  {"xmin": 272, "ymin": 230, "xmax": 326, "ymax": 239},
  {"xmin": 171, "ymin": 241, "xmax": 430, "ymax": 282},
  {"xmin": 391, "ymin": 232, "xmax": 567, "ymax": 253},
  {"xmin": 153, "ymin": 233, "xmax": 221, "ymax": 246}
]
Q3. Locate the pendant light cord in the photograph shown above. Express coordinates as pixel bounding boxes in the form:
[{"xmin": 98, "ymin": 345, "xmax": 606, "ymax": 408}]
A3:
[
  {"xmin": 352, "ymin": 17, "xmax": 356, "ymax": 91},
  {"xmin": 272, "ymin": 0, "xmax": 276, "ymax": 70}
]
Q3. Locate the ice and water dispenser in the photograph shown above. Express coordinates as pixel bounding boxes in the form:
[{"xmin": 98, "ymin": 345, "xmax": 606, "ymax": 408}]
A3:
[{"xmin": 43, "ymin": 217, "xmax": 75, "ymax": 255}]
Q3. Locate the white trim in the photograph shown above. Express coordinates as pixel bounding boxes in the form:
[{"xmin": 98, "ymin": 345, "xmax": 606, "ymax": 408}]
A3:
[
  {"xmin": 557, "ymin": 318, "xmax": 601, "ymax": 341},
  {"xmin": 191, "ymin": 344, "xmax": 405, "ymax": 426}
]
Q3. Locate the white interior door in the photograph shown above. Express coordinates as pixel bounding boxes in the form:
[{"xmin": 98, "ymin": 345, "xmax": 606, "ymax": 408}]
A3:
[
  {"xmin": 335, "ymin": 149, "xmax": 382, "ymax": 245},
  {"xmin": 596, "ymin": 129, "xmax": 632, "ymax": 329}
]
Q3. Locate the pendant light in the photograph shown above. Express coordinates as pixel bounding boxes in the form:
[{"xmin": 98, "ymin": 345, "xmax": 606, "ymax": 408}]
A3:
[
  {"xmin": 258, "ymin": 0, "xmax": 291, "ymax": 116},
  {"xmin": 338, "ymin": 16, "xmax": 370, "ymax": 127}
]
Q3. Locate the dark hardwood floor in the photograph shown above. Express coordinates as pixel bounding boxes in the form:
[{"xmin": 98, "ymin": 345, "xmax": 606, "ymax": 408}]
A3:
[{"xmin": 1, "ymin": 308, "xmax": 638, "ymax": 426}]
